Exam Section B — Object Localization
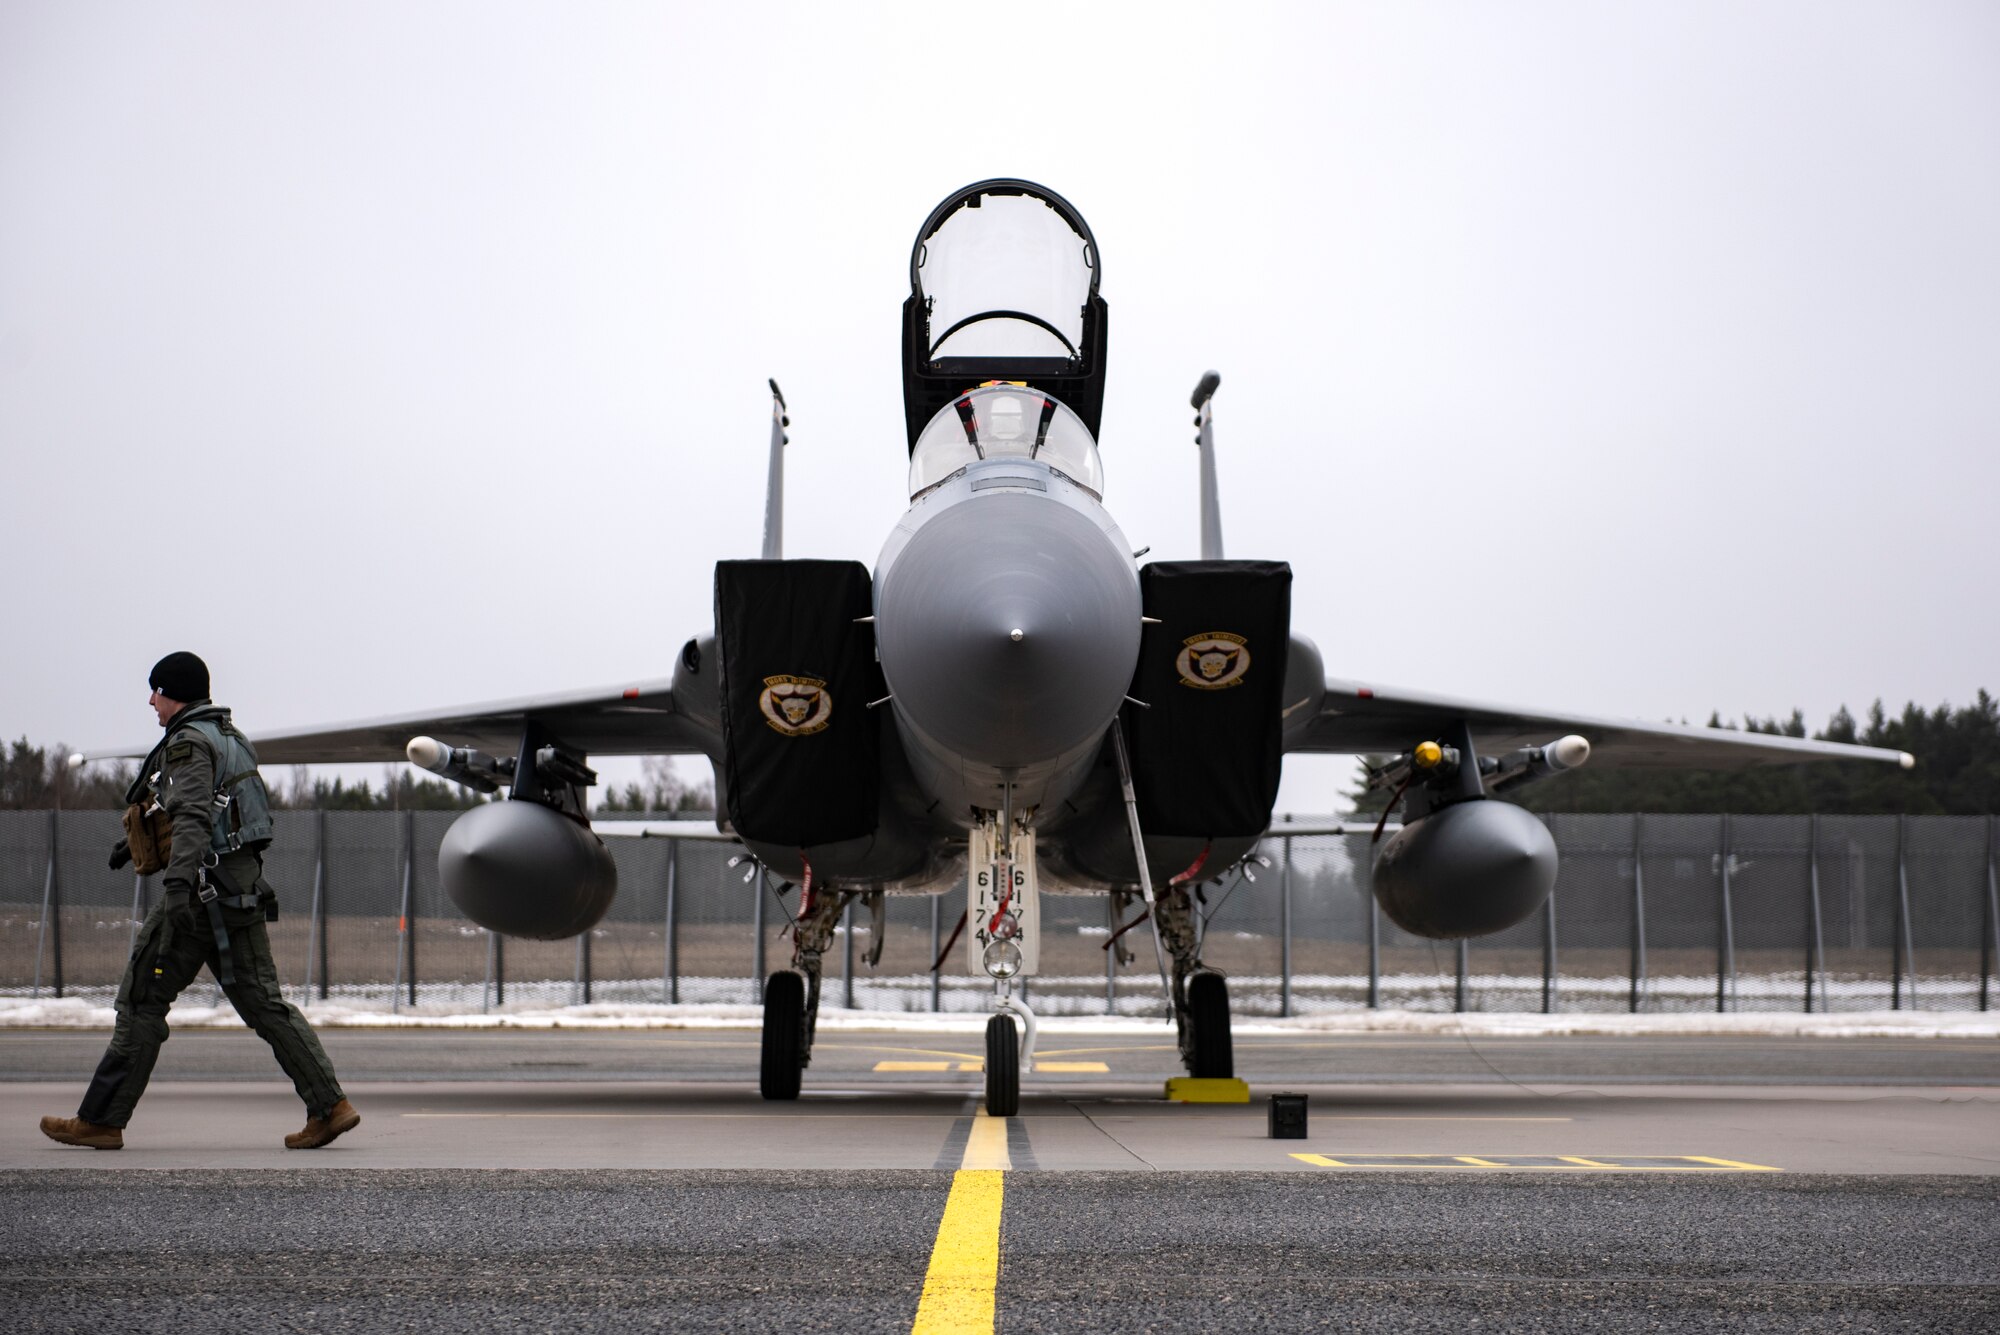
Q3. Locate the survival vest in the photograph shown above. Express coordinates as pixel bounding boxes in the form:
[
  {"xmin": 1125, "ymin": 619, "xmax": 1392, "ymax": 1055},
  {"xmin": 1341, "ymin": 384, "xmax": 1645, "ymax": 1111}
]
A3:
[{"xmin": 130, "ymin": 705, "xmax": 276, "ymax": 853}]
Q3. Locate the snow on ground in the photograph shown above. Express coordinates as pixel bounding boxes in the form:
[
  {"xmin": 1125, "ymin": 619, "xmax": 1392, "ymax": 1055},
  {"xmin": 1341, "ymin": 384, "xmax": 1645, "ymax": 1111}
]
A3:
[{"xmin": 3, "ymin": 995, "xmax": 1996, "ymax": 1041}]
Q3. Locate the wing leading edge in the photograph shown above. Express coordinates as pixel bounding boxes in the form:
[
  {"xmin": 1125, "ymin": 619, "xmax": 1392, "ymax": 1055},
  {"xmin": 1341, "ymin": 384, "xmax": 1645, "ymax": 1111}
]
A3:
[
  {"xmin": 1292, "ymin": 675, "xmax": 1913, "ymax": 770},
  {"xmin": 78, "ymin": 676, "xmax": 719, "ymax": 766}
]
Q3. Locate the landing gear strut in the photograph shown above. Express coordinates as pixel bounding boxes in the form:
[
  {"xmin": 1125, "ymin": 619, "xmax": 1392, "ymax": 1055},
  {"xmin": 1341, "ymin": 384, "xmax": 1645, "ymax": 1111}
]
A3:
[
  {"xmin": 758, "ymin": 883, "xmax": 853, "ymax": 1101},
  {"xmin": 1155, "ymin": 885, "xmax": 1234, "ymax": 1078}
]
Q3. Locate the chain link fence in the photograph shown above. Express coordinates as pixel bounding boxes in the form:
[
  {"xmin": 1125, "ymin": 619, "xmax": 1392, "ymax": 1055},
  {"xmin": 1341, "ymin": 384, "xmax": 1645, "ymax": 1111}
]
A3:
[{"xmin": 3, "ymin": 810, "xmax": 1995, "ymax": 1015}]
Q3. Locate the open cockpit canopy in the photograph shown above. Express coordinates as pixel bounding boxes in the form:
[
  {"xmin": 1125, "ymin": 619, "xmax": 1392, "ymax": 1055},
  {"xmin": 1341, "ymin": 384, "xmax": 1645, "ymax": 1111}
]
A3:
[
  {"xmin": 908, "ymin": 384, "xmax": 1104, "ymax": 500},
  {"xmin": 902, "ymin": 180, "xmax": 1107, "ymax": 450}
]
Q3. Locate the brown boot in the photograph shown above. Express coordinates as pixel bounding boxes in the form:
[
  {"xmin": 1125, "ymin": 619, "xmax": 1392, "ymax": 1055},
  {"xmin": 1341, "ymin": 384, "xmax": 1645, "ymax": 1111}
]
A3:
[
  {"xmin": 40, "ymin": 1116, "xmax": 123, "ymax": 1150},
  {"xmin": 285, "ymin": 1099, "xmax": 360, "ymax": 1150}
]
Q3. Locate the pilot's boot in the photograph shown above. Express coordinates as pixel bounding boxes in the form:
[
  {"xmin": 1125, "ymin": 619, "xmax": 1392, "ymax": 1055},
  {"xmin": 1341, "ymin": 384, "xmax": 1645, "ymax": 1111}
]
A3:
[
  {"xmin": 285, "ymin": 1098, "xmax": 360, "ymax": 1150},
  {"xmin": 40, "ymin": 1115, "xmax": 123, "ymax": 1150}
]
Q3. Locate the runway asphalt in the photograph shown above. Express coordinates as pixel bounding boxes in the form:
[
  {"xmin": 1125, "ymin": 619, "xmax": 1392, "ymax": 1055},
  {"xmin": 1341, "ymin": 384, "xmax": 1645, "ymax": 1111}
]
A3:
[{"xmin": 3, "ymin": 1027, "xmax": 1996, "ymax": 1332}]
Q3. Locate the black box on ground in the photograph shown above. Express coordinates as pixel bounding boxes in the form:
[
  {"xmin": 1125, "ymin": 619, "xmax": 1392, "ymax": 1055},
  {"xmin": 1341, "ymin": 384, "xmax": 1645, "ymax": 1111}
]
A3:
[{"xmin": 1269, "ymin": 1092, "xmax": 1307, "ymax": 1139}]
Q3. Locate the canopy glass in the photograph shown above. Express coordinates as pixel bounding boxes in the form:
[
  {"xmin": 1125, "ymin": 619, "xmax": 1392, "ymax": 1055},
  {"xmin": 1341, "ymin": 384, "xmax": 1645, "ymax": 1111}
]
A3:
[{"xmin": 907, "ymin": 385, "xmax": 1104, "ymax": 499}]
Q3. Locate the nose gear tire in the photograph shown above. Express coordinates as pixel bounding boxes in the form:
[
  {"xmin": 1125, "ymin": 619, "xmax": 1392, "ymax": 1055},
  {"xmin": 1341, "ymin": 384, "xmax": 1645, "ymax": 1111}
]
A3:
[
  {"xmin": 1187, "ymin": 972, "xmax": 1234, "ymax": 1079},
  {"xmin": 984, "ymin": 1013, "xmax": 1020, "ymax": 1117},
  {"xmin": 760, "ymin": 971, "xmax": 805, "ymax": 1100}
]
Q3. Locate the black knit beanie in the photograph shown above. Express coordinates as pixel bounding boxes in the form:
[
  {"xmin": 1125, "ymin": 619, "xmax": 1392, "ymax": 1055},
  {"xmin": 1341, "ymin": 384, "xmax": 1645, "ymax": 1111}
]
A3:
[{"xmin": 149, "ymin": 651, "xmax": 210, "ymax": 704}]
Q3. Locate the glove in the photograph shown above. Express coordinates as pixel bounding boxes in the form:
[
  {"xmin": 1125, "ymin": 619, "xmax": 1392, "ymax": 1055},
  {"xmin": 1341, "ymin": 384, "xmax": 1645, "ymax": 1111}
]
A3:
[{"xmin": 109, "ymin": 839, "xmax": 132, "ymax": 871}]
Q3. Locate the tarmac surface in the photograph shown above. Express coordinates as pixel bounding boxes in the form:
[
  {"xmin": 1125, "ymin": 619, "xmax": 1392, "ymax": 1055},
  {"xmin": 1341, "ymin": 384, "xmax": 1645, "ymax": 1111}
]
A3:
[{"xmin": 3, "ymin": 1027, "xmax": 1997, "ymax": 1331}]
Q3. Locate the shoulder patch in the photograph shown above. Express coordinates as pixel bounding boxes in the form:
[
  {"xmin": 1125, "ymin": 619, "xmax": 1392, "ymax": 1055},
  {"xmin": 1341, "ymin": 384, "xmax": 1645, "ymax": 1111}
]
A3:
[{"xmin": 164, "ymin": 741, "xmax": 195, "ymax": 763}]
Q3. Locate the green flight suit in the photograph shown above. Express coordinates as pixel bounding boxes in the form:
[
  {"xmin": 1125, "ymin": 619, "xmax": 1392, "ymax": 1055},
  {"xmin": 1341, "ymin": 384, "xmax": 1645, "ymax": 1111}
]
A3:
[{"xmin": 78, "ymin": 701, "xmax": 345, "ymax": 1129}]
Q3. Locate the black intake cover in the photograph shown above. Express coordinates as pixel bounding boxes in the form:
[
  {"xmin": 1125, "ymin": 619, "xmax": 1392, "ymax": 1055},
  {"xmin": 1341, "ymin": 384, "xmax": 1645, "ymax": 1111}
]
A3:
[
  {"xmin": 1121, "ymin": 561, "xmax": 1292, "ymax": 839},
  {"xmin": 715, "ymin": 560, "xmax": 882, "ymax": 848}
]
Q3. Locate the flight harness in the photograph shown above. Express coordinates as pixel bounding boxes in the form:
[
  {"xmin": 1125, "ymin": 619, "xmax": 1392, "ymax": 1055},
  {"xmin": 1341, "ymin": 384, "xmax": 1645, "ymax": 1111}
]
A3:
[{"xmin": 137, "ymin": 707, "xmax": 276, "ymax": 987}]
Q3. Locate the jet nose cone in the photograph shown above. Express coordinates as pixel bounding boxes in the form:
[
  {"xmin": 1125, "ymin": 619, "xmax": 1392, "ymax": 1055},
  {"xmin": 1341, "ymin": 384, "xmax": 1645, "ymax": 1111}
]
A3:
[{"xmin": 877, "ymin": 491, "xmax": 1140, "ymax": 767}]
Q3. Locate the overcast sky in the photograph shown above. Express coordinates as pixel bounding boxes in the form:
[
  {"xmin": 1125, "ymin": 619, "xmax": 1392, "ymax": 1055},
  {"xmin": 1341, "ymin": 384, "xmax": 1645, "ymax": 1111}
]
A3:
[{"xmin": 3, "ymin": 1, "xmax": 1995, "ymax": 814}]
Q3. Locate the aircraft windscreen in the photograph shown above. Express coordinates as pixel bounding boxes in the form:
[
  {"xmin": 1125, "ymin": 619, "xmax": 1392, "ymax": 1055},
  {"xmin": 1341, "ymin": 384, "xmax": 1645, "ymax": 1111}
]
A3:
[
  {"xmin": 917, "ymin": 192, "xmax": 1094, "ymax": 362},
  {"xmin": 908, "ymin": 385, "xmax": 1104, "ymax": 499}
]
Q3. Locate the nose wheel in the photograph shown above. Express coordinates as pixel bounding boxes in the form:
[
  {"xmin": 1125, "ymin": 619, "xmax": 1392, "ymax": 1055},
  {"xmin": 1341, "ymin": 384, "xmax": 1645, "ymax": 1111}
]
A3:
[{"xmin": 984, "ymin": 1013, "xmax": 1020, "ymax": 1116}]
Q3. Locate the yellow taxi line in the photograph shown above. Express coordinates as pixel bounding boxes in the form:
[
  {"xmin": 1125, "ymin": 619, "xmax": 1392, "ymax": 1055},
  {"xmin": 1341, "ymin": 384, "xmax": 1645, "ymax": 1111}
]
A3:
[{"xmin": 911, "ymin": 1112, "xmax": 1011, "ymax": 1333}]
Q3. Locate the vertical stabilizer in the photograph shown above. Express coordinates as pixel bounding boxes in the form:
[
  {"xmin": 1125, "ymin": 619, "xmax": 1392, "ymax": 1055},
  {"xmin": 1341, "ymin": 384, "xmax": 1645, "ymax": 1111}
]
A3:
[
  {"xmin": 1192, "ymin": 371, "xmax": 1223, "ymax": 560},
  {"xmin": 762, "ymin": 380, "xmax": 788, "ymax": 560}
]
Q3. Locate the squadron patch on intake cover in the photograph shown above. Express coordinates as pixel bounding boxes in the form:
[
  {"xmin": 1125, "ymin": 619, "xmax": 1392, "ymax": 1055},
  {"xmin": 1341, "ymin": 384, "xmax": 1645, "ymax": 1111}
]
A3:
[
  {"xmin": 1176, "ymin": 632, "xmax": 1250, "ymax": 690},
  {"xmin": 758, "ymin": 675, "xmax": 833, "ymax": 736}
]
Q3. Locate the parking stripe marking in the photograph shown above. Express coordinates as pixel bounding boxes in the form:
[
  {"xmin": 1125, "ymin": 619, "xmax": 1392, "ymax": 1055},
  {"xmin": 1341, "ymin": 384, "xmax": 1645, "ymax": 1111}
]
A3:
[
  {"xmin": 1288, "ymin": 1153, "xmax": 1781, "ymax": 1172},
  {"xmin": 877, "ymin": 1061, "xmax": 954, "ymax": 1072},
  {"xmin": 962, "ymin": 1112, "xmax": 1011, "ymax": 1171},
  {"xmin": 912, "ymin": 1113, "xmax": 1011, "ymax": 1334},
  {"xmin": 911, "ymin": 1169, "xmax": 1003, "ymax": 1334}
]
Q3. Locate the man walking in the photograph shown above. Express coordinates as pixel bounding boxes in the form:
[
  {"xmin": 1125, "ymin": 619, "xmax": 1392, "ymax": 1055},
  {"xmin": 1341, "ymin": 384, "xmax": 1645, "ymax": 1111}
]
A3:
[{"xmin": 40, "ymin": 652, "xmax": 358, "ymax": 1150}]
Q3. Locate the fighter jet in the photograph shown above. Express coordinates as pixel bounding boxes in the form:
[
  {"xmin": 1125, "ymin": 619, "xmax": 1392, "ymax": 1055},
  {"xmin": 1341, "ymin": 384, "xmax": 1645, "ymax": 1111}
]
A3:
[{"xmin": 91, "ymin": 180, "xmax": 1911, "ymax": 1115}]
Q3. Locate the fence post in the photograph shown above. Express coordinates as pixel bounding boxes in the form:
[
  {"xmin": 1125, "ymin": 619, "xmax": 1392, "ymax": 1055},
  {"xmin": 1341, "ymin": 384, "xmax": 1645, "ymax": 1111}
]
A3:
[
  {"xmin": 931, "ymin": 894, "xmax": 943, "ymax": 1014},
  {"xmin": 1717, "ymin": 814, "xmax": 1736, "ymax": 1013},
  {"xmin": 1888, "ymin": 815, "xmax": 1904, "ymax": 1009},
  {"xmin": 1540, "ymin": 814, "xmax": 1556, "ymax": 1014},
  {"xmin": 1806, "ymin": 815, "xmax": 1826, "ymax": 1014},
  {"xmin": 1102, "ymin": 894, "xmax": 1115, "ymax": 1015},
  {"xmin": 752, "ymin": 866, "xmax": 767, "ymax": 999},
  {"xmin": 1454, "ymin": 939, "xmax": 1469, "ymax": 1012},
  {"xmin": 315, "ymin": 810, "xmax": 330, "ymax": 1000},
  {"xmin": 1895, "ymin": 814, "xmax": 1918, "ymax": 1010},
  {"xmin": 127, "ymin": 873, "xmax": 146, "ymax": 961},
  {"xmin": 406, "ymin": 810, "xmax": 418, "ymax": 1008},
  {"xmin": 1976, "ymin": 815, "xmax": 1992, "ymax": 1011},
  {"xmin": 1630, "ymin": 815, "xmax": 1647, "ymax": 1013},
  {"xmin": 1279, "ymin": 835, "xmax": 1293, "ymax": 1019},
  {"xmin": 33, "ymin": 810, "xmax": 63, "ymax": 1000},
  {"xmin": 483, "ymin": 930, "xmax": 495, "ymax": 1015},
  {"xmin": 1983, "ymin": 815, "xmax": 1997, "ymax": 1013},
  {"xmin": 575, "ymin": 928, "xmax": 592, "ymax": 1006},
  {"xmin": 494, "ymin": 932, "xmax": 505, "ymax": 1007},
  {"xmin": 1541, "ymin": 887, "xmax": 1557, "ymax": 1015},
  {"xmin": 664, "ymin": 839, "xmax": 679, "ymax": 1005},
  {"xmin": 842, "ymin": 898, "xmax": 855, "ymax": 1009},
  {"xmin": 391, "ymin": 811, "xmax": 413, "ymax": 1013},
  {"xmin": 1366, "ymin": 898, "xmax": 1380, "ymax": 1011},
  {"xmin": 302, "ymin": 810, "xmax": 326, "ymax": 1006}
]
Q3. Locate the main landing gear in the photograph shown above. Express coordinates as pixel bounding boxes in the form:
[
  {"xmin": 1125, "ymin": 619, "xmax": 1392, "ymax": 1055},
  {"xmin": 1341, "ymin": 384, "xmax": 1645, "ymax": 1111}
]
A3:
[
  {"xmin": 1152, "ymin": 883, "xmax": 1234, "ymax": 1079},
  {"xmin": 760, "ymin": 882, "xmax": 883, "ymax": 1101},
  {"xmin": 1108, "ymin": 717, "xmax": 1235, "ymax": 1082}
]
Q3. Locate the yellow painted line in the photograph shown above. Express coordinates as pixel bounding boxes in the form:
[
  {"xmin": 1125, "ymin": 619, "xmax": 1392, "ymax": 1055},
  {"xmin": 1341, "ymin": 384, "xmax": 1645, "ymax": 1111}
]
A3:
[
  {"xmin": 876, "ymin": 1061, "xmax": 954, "ymax": 1072},
  {"xmin": 398, "ymin": 1112, "xmax": 954, "ymax": 1120},
  {"xmin": 910, "ymin": 1112, "xmax": 1012, "ymax": 1333},
  {"xmin": 910, "ymin": 1169, "xmax": 1003, "ymax": 1334},
  {"xmin": 1034, "ymin": 1061, "xmax": 1109, "ymax": 1073},
  {"xmin": 1321, "ymin": 1116, "xmax": 1573, "ymax": 1122},
  {"xmin": 1289, "ymin": 1153, "xmax": 1782, "ymax": 1172},
  {"xmin": 962, "ymin": 1113, "xmax": 1012, "ymax": 1171},
  {"xmin": 957, "ymin": 1061, "xmax": 983, "ymax": 1072},
  {"xmin": 854, "ymin": 1045, "xmax": 983, "ymax": 1062},
  {"xmin": 1683, "ymin": 1155, "xmax": 1785, "ymax": 1172}
]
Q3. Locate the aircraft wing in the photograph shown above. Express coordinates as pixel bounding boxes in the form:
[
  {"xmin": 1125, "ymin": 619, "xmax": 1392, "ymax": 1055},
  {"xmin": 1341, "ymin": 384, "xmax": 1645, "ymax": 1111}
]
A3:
[
  {"xmin": 77, "ymin": 677, "xmax": 718, "ymax": 766},
  {"xmin": 593, "ymin": 819, "xmax": 739, "ymax": 842},
  {"xmin": 1290, "ymin": 676, "xmax": 1914, "ymax": 770}
]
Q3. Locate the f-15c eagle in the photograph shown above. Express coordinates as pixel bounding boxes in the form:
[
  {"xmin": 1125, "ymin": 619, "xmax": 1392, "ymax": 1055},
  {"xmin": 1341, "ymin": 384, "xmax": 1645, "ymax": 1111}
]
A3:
[{"xmin": 91, "ymin": 179, "xmax": 1910, "ymax": 1115}]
